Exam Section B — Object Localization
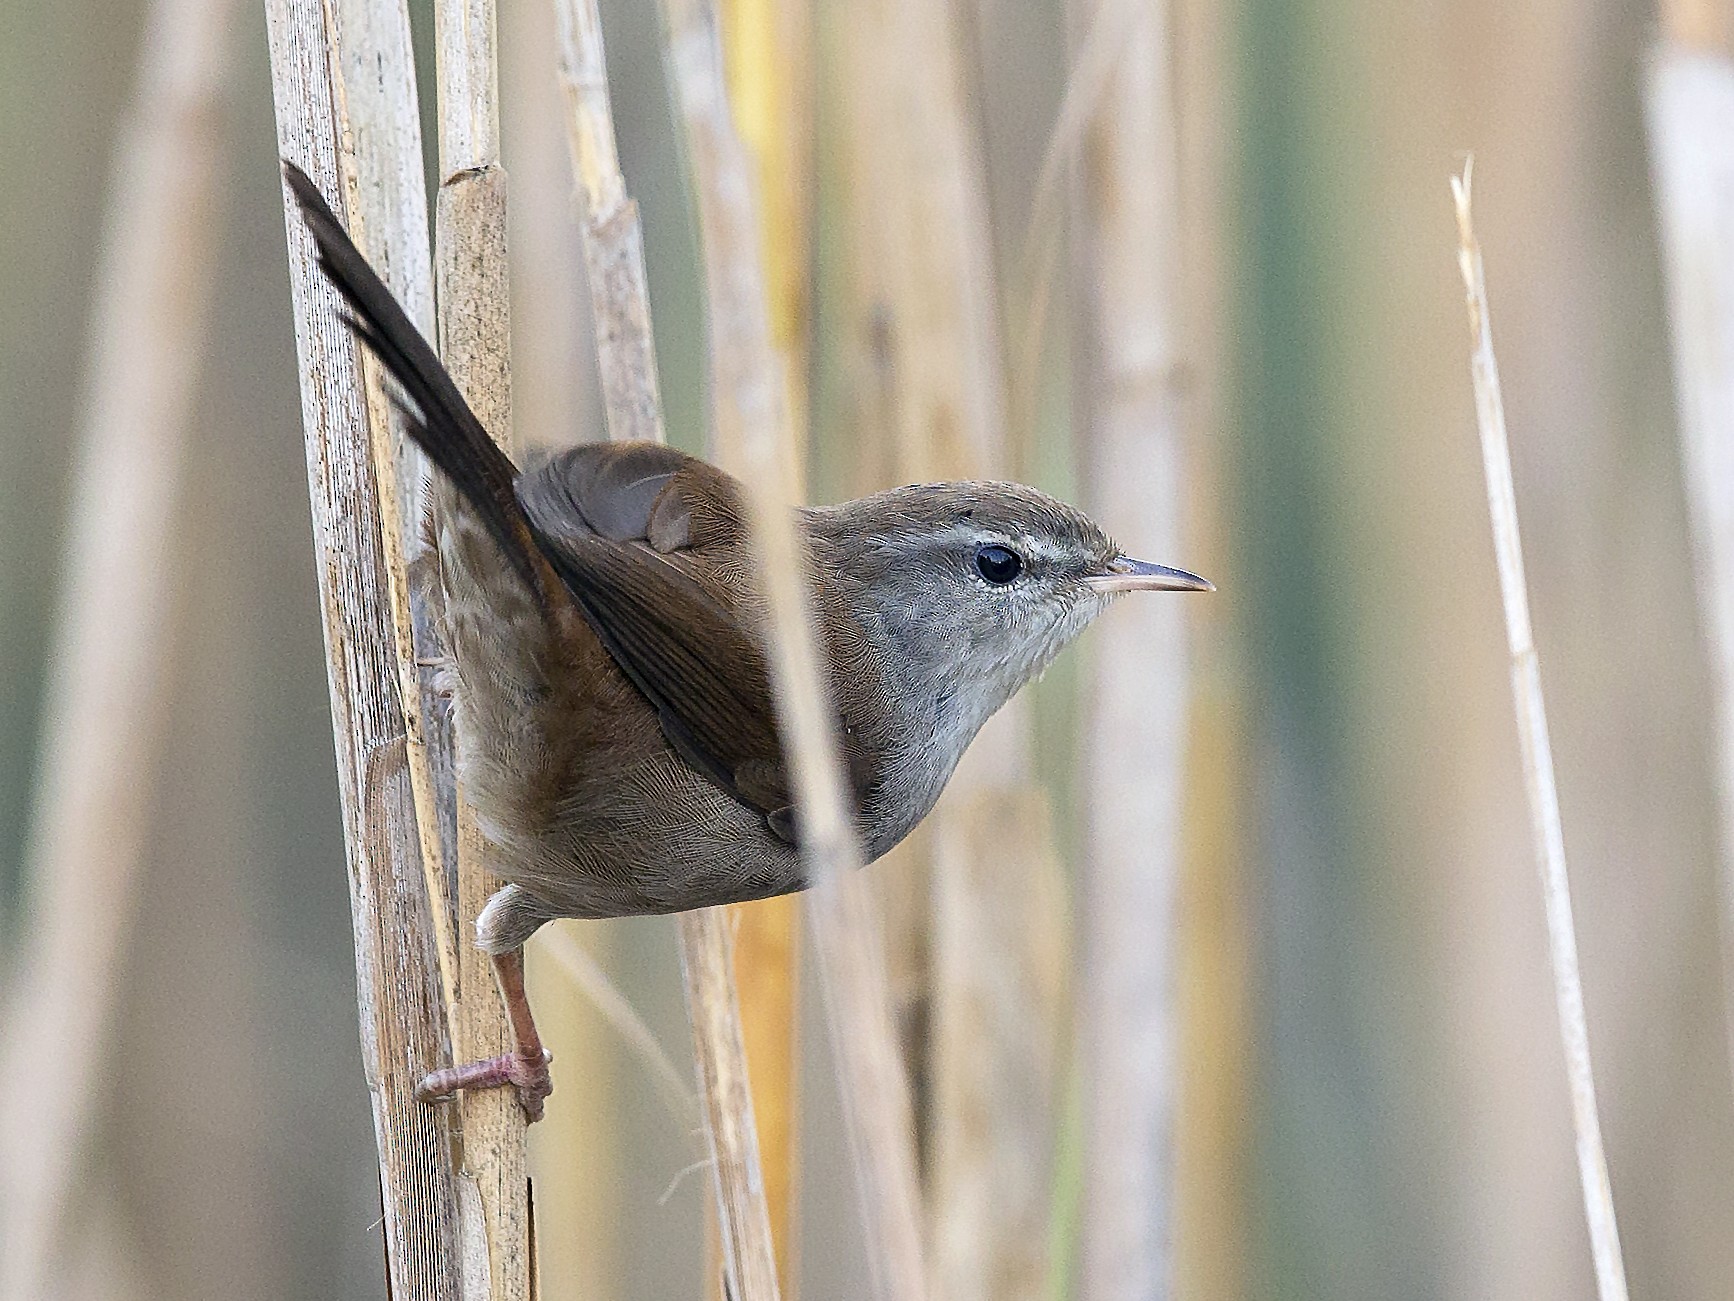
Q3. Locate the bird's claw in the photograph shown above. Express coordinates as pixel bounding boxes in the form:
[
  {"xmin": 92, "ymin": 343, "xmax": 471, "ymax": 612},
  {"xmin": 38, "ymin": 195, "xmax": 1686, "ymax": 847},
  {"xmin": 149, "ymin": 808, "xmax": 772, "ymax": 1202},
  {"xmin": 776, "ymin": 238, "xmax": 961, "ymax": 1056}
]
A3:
[{"xmin": 415, "ymin": 1048, "xmax": 554, "ymax": 1123}]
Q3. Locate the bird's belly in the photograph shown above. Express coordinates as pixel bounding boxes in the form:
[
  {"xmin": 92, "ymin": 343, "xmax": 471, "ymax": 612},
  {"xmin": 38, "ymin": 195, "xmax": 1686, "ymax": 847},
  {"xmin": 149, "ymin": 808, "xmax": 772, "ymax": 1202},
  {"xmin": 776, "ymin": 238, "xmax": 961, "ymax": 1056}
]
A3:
[
  {"xmin": 486, "ymin": 754, "xmax": 804, "ymax": 918},
  {"xmin": 451, "ymin": 644, "xmax": 802, "ymax": 917}
]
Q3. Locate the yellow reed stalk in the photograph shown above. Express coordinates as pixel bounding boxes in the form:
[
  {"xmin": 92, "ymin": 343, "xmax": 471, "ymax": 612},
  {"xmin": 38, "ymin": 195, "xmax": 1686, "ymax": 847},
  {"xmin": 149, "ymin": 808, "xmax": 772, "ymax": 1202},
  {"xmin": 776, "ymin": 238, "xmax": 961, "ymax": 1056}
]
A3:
[{"xmin": 722, "ymin": 0, "xmax": 814, "ymax": 1291}]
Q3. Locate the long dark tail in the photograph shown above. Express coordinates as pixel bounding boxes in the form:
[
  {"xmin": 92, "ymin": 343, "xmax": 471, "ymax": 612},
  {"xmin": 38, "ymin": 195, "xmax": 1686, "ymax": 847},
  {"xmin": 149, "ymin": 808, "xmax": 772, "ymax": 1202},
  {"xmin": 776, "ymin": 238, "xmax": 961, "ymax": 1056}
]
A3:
[{"xmin": 282, "ymin": 160, "xmax": 548, "ymax": 599}]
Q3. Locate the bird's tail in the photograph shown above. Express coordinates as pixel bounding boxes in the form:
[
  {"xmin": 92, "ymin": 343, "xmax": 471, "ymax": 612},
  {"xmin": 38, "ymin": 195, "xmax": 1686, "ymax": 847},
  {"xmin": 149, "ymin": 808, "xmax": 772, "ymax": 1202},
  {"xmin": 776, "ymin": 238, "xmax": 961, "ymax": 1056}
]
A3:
[{"xmin": 282, "ymin": 159, "xmax": 549, "ymax": 600}]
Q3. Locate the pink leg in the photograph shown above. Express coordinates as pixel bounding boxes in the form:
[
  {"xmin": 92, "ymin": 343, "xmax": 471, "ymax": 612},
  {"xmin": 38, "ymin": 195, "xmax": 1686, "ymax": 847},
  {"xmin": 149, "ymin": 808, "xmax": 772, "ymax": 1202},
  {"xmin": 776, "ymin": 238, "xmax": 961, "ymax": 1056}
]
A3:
[{"xmin": 416, "ymin": 948, "xmax": 554, "ymax": 1122}]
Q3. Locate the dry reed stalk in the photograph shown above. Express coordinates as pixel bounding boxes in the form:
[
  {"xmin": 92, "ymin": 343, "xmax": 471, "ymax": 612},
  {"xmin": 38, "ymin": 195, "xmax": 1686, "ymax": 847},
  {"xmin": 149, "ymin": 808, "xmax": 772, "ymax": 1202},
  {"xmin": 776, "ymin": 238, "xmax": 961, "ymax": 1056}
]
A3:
[
  {"xmin": 552, "ymin": 0, "xmax": 665, "ymax": 443},
  {"xmin": 1072, "ymin": 3, "xmax": 1192, "ymax": 1296},
  {"xmin": 928, "ymin": 794, "xmax": 1068, "ymax": 1301},
  {"xmin": 664, "ymin": 3, "xmax": 926, "ymax": 1297},
  {"xmin": 677, "ymin": 908, "xmax": 781, "ymax": 1301},
  {"xmin": 0, "ymin": 0, "xmax": 237, "ymax": 1291},
  {"xmin": 720, "ymin": 0, "xmax": 814, "ymax": 1289},
  {"xmin": 505, "ymin": 4, "xmax": 619, "ymax": 1293},
  {"xmin": 1165, "ymin": 0, "xmax": 1247, "ymax": 1288},
  {"xmin": 358, "ymin": 6, "xmax": 466, "ymax": 1022},
  {"xmin": 1012, "ymin": 0, "xmax": 1150, "ymax": 451},
  {"xmin": 837, "ymin": 0, "xmax": 1008, "ymax": 485},
  {"xmin": 1170, "ymin": 683, "xmax": 1248, "ymax": 1301},
  {"xmin": 1645, "ymin": 38, "xmax": 1734, "ymax": 1094},
  {"xmin": 1451, "ymin": 162, "xmax": 1629, "ymax": 1301},
  {"xmin": 335, "ymin": 0, "xmax": 439, "ymax": 537},
  {"xmin": 723, "ymin": 887, "xmax": 800, "ymax": 1293},
  {"xmin": 834, "ymin": 3, "xmax": 1067, "ymax": 1295},
  {"xmin": 429, "ymin": 0, "xmax": 537, "ymax": 1292},
  {"xmin": 723, "ymin": 0, "xmax": 814, "ymax": 397},
  {"xmin": 928, "ymin": 728, "xmax": 1066, "ymax": 1292},
  {"xmin": 266, "ymin": 0, "xmax": 467, "ymax": 1291},
  {"xmin": 551, "ymin": 4, "xmax": 781, "ymax": 1296},
  {"xmin": 331, "ymin": 0, "xmax": 483, "ymax": 1283},
  {"xmin": 332, "ymin": 0, "xmax": 464, "ymax": 1038}
]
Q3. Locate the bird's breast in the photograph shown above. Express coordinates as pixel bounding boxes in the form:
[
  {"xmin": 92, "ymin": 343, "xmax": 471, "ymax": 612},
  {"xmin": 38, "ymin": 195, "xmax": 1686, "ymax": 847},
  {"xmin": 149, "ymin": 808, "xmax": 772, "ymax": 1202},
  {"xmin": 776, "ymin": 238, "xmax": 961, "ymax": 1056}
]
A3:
[{"xmin": 847, "ymin": 680, "xmax": 981, "ymax": 861}]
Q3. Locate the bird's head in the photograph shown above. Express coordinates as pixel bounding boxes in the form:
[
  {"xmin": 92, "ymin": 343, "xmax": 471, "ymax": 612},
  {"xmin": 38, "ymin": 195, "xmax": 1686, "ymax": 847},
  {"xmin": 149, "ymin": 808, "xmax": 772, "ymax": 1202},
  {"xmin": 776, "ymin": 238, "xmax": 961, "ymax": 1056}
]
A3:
[{"xmin": 813, "ymin": 481, "xmax": 1211, "ymax": 734}]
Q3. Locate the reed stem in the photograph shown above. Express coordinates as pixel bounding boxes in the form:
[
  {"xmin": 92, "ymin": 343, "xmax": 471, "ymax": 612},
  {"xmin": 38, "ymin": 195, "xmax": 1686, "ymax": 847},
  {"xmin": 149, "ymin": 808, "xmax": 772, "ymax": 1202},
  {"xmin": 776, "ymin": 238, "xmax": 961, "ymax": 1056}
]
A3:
[
  {"xmin": 1451, "ymin": 160, "xmax": 1629, "ymax": 1301},
  {"xmin": 1645, "ymin": 34, "xmax": 1734, "ymax": 1100},
  {"xmin": 663, "ymin": 3, "xmax": 927, "ymax": 1296},
  {"xmin": 553, "ymin": 2, "xmax": 782, "ymax": 1295},
  {"xmin": 266, "ymin": 0, "xmax": 468, "ymax": 1289},
  {"xmin": 1072, "ymin": 2, "xmax": 1192, "ymax": 1295}
]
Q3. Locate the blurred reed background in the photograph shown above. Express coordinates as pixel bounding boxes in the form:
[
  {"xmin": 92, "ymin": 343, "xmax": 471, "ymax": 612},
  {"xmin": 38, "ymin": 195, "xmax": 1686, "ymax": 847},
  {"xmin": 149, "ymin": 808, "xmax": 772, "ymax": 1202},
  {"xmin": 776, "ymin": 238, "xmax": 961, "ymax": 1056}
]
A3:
[{"xmin": 3, "ymin": 0, "xmax": 1734, "ymax": 1296}]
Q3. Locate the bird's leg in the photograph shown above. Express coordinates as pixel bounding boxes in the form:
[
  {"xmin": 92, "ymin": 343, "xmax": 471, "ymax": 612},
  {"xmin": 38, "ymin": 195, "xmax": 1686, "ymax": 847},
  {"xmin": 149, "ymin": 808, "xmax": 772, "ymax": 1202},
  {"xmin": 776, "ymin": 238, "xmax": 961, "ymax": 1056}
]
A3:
[{"xmin": 415, "ymin": 947, "xmax": 553, "ymax": 1122}]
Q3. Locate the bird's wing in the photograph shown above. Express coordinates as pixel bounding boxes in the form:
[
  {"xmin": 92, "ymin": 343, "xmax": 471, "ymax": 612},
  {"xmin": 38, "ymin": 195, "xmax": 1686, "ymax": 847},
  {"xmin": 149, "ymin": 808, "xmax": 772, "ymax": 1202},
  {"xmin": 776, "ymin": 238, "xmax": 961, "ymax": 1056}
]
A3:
[
  {"xmin": 517, "ymin": 444, "xmax": 797, "ymax": 832},
  {"xmin": 287, "ymin": 162, "xmax": 801, "ymax": 832}
]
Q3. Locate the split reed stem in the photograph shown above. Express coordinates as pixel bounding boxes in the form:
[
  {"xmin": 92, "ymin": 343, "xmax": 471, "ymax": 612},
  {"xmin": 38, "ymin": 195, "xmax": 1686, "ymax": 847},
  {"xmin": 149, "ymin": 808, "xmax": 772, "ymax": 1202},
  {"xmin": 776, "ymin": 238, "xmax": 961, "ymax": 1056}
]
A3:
[
  {"xmin": 266, "ymin": 0, "xmax": 467, "ymax": 1289},
  {"xmin": 429, "ymin": 0, "xmax": 537, "ymax": 1289}
]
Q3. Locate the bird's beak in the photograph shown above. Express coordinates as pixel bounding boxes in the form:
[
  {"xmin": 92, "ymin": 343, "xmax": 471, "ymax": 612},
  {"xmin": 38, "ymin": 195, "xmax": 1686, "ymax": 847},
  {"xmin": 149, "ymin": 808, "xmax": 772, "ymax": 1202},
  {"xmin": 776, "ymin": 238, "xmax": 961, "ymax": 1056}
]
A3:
[{"xmin": 1085, "ymin": 556, "xmax": 1215, "ymax": 594}]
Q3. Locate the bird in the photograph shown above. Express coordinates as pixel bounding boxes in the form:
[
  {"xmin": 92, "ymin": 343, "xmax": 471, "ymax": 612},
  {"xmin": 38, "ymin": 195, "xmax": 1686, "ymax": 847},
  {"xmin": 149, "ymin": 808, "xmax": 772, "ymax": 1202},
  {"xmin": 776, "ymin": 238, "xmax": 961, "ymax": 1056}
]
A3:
[{"xmin": 283, "ymin": 160, "xmax": 1211, "ymax": 1121}]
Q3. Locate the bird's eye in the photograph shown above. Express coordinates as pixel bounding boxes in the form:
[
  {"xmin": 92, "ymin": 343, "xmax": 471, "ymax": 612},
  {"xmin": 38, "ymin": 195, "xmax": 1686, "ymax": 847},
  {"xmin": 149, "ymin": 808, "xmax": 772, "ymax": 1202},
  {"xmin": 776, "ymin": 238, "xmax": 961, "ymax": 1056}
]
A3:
[{"xmin": 974, "ymin": 544, "xmax": 1023, "ymax": 585}]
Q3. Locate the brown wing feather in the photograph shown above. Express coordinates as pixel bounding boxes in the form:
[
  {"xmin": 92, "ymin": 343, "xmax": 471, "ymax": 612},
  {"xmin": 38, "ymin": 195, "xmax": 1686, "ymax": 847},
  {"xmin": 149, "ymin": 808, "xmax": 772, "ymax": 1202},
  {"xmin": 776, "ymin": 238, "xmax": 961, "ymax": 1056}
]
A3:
[
  {"xmin": 517, "ymin": 444, "xmax": 795, "ymax": 829},
  {"xmin": 288, "ymin": 163, "xmax": 798, "ymax": 835}
]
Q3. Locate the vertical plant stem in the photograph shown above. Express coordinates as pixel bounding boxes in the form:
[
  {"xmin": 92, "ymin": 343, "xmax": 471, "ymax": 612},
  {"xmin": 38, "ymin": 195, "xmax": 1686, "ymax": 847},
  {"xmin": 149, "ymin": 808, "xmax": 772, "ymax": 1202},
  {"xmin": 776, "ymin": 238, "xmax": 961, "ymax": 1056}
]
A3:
[
  {"xmin": 266, "ymin": 0, "xmax": 466, "ymax": 1292},
  {"xmin": 837, "ymin": 0, "xmax": 1009, "ymax": 486},
  {"xmin": 1645, "ymin": 36, "xmax": 1734, "ymax": 1094},
  {"xmin": 553, "ymin": 0, "xmax": 666, "ymax": 444},
  {"xmin": 335, "ymin": 0, "xmax": 439, "ymax": 535},
  {"xmin": 1451, "ymin": 162, "xmax": 1629, "ymax": 1301},
  {"xmin": 678, "ymin": 909, "xmax": 782, "ymax": 1301},
  {"xmin": 352, "ymin": 5, "xmax": 467, "ymax": 1011},
  {"xmin": 332, "ymin": 0, "xmax": 464, "ymax": 1043},
  {"xmin": 506, "ymin": 2, "xmax": 618, "ymax": 1293},
  {"xmin": 1012, "ymin": 0, "xmax": 1150, "ymax": 456},
  {"xmin": 430, "ymin": 0, "xmax": 536, "ymax": 1295},
  {"xmin": 1072, "ymin": 3, "xmax": 1192, "ymax": 1297},
  {"xmin": 0, "ymin": 0, "xmax": 236, "ymax": 1291},
  {"xmin": 721, "ymin": 0, "xmax": 814, "ymax": 1290},
  {"xmin": 834, "ymin": 2, "xmax": 1068, "ymax": 1296},
  {"xmin": 725, "ymin": 888, "xmax": 800, "ymax": 1294},
  {"xmin": 663, "ymin": 3, "xmax": 927, "ymax": 1298},
  {"xmin": 552, "ymin": 3, "xmax": 782, "ymax": 1298}
]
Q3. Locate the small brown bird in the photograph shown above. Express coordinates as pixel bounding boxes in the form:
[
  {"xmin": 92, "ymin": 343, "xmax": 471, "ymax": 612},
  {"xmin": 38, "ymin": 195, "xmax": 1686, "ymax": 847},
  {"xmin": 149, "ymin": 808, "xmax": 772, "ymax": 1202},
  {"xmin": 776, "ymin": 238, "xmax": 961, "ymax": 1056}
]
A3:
[{"xmin": 285, "ymin": 161, "xmax": 1211, "ymax": 1120}]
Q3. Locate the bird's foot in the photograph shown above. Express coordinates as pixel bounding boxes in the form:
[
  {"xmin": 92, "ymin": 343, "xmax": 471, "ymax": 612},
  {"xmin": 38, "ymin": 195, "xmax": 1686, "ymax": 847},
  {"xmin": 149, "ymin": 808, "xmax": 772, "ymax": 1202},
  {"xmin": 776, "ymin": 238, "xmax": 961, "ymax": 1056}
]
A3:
[{"xmin": 416, "ymin": 1047, "xmax": 554, "ymax": 1122}]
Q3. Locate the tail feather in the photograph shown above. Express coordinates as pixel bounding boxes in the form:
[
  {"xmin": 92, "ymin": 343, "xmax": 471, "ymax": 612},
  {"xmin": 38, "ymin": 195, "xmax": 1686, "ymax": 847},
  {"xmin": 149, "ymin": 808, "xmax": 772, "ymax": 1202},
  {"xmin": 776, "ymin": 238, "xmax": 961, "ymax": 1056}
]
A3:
[{"xmin": 282, "ymin": 159, "xmax": 548, "ymax": 600}]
